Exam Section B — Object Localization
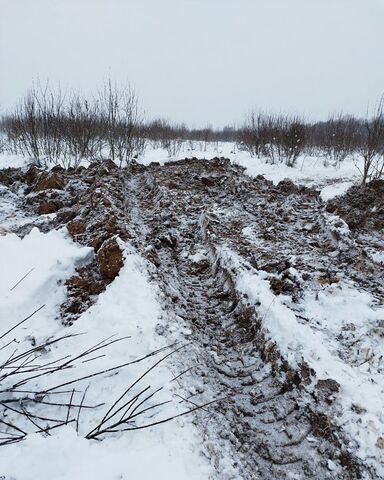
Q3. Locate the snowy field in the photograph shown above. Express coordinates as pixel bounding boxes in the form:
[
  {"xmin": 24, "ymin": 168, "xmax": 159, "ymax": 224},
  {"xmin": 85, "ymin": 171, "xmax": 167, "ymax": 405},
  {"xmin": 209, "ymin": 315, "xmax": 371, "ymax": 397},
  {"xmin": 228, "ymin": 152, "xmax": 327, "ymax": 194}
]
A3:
[{"xmin": 0, "ymin": 144, "xmax": 383, "ymax": 479}]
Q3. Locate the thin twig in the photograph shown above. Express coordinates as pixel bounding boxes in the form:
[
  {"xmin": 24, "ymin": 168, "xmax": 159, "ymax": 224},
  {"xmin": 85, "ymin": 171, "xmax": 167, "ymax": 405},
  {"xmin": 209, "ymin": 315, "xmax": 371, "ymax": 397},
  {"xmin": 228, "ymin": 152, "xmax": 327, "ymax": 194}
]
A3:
[
  {"xmin": 10, "ymin": 267, "xmax": 35, "ymax": 291},
  {"xmin": 0, "ymin": 305, "xmax": 45, "ymax": 341}
]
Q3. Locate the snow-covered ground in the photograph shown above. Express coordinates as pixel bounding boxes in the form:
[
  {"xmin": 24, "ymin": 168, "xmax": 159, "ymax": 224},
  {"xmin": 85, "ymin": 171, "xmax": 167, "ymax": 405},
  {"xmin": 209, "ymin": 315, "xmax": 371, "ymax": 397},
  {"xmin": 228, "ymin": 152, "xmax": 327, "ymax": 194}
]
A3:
[
  {"xmin": 0, "ymin": 227, "xmax": 213, "ymax": 479},
  {"xmin": 218, "ymin": 245, "xmax": 384, "ymax": 476},
  {"xmin": 0, "ymin": 153, "xmax": 28, "ymax": 169},
  {"xmin": 1, "ymin": 142, "xmax": 383, "ymax": 478}
]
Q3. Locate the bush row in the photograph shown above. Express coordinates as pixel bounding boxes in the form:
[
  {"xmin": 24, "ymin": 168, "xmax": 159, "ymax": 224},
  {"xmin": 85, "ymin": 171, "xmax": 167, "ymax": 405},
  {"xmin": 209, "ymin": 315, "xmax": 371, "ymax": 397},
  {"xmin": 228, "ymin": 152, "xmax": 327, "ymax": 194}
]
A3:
[{"xmin": 1, "ymin": 85, "xmax": 383, "ymax": 183}]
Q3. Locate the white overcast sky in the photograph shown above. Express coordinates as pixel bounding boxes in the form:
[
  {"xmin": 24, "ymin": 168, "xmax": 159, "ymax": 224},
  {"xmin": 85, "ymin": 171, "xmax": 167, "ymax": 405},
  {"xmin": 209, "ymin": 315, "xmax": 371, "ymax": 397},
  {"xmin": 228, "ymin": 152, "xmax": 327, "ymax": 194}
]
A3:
[{"xmin": 0, "ymin": 0, "xmax": 383, "ymax": 126}]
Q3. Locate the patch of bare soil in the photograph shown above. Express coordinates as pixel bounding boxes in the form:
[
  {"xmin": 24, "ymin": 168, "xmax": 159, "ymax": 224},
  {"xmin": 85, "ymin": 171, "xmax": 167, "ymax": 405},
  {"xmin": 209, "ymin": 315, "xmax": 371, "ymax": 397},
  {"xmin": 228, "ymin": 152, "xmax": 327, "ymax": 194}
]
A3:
[{"xmin": 327, "ymin": 179, "xmax": 384, "ymax": 232}]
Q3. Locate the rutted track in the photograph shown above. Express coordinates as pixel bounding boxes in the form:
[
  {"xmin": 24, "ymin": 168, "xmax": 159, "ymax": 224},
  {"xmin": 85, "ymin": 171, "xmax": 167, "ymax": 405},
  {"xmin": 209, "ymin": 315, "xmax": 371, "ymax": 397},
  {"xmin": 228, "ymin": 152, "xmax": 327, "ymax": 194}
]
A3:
[{"xmin": 123, "ymin": 159, "xmax": 374, "ymax": 479}]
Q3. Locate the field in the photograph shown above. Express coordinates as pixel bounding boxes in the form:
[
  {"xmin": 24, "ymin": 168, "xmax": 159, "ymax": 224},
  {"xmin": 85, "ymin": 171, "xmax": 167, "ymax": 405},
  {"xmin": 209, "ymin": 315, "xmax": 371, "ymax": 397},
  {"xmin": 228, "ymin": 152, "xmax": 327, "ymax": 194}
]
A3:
[{"xmin": 0, "ymin": 147, "xmax": 383, "ymax": 479}]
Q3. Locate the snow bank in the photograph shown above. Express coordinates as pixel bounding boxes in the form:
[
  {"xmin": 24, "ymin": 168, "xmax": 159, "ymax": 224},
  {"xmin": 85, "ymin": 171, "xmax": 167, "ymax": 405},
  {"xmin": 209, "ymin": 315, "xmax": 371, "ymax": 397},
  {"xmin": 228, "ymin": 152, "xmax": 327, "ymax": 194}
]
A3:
[
  {"xmin": 0, "ymin": 227, "xmax": 93, "ymax": 341},
  {"xmin": 320, "ymin": 181, "xmax": 354, "ymax": 201},
  {"xmin": 0, "ymin": 230, "xmax": 213, "ymax": 480},
  {"xmin": 218, "ymin": 246, "xmax": 384, "ymax": 476}
]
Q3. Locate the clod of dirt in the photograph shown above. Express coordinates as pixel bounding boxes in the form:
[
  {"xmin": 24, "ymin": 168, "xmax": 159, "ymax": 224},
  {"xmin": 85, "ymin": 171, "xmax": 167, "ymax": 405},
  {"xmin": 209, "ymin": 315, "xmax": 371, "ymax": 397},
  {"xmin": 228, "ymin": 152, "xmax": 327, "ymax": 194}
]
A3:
[
  {"xmin": 38, "ymin": 199, "xmax": 64, "ymax": 215},
  {"xmin": 35, "ymin": 172, "xmax": 65, "ymax": 191},
  {"xmin": 310, "ymin": 412, "xmax": 337, "ymax": 441},
  {"xmin": 96, "ymin": 236, "xmax": 124, "ymax": 281},
  {"xmin": 326, "ymin": 180, "xmax": 384, "ymax": 231},
  {"xmin": 376, "ymin": 437, "xmax": 384, "ymax": 449},
  {"xmin": 25, "ymin": 165, "xmax": 41, "ymax": 185},
  {"xmin": 51, "ymin": 165, "xmax": 65, "ymax": 173},
  {"xmin": 319, "ymin": 275, "xmax": 340, "ymax": 286},
  {"xmin": 56, "ymin": 208, "xmax": 77, "ymax": 224},
  {"xmin": 277, "ymin": 179, "xmax": 300, "ymax": 194},
  {"xmin": 62, "ymin": 263, "xmax": 106, "ymax": 324},
  {"xmin": 66, "ymin": 274, "xmax": 104, "ymax": 297},
  {"xmin": 314, "ymin": 379, "xmax": 340, "ymax": 404},
  {"xmin": 0, "ymin": 226, "xmax": 12, "ymax": 236},
  {"xmin": 269, "ymin": 277, "xmax": 295, "ymax": 295},
  {"xmin": 67, "ymin": 218, "xmax": 86, "ymax": 238},
  {"xmin": 316, "ymin": 378, "xmax": 340, "ymax": 393},
  {"xmin": 103, "ymin": 159, "xmax": 118, "ymax": 171},
  {"xmin": 0, "ymin": 167, "xmax": 25, "ymax": 186},
  {"xmin": 89, "ymin": 215, "xmax": 126, "ymax": 251},
  {"xmin": 201, "ymin": 176, "xmax": 215, "ymax": 187}
]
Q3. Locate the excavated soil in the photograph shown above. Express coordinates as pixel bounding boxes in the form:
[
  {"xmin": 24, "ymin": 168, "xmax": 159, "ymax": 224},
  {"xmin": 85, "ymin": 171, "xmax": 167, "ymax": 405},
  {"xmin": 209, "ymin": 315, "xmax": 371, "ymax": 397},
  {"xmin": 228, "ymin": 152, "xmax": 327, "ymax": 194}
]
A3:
[
  {"xmin": 1, "ymin": 158, "xmax": 384, "ymax": 479},
  {"xmin": 327, "ymin": 179, "xmax": 384, "ymax": 232}
]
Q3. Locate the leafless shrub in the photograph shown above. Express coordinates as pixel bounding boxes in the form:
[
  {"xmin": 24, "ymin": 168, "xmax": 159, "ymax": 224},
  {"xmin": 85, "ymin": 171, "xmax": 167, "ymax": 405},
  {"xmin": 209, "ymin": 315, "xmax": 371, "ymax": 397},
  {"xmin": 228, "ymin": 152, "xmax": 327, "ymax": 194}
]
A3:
[
  {"xmin": 143, "ymin": 118, "xmax": 185, "ymax": 157},
  {"xmin": 239, "ymin": 112, "xmax": 306, "ymax": 166},
  {"xmin": 0, "ymin": 133, "xmax": 5, "ymax": 154},
  {"xmin": 276, "ymin": 116, "xmax": 306, "ymax": 167},
  {"xmin": 63, "ymin": 93, "xmax": 104, "ymax": 168},
  {"xmin": 238, "ymin": 112, "xmax": 264, "ymax": 158},
  {"xmin": 2, "ymin": 81, "xmax": 146, "ymax": 168},
  {"xmin": 3, "ymin": 84, "xmax": 69, "ymax": 166},
  {"xmin": 99, "ymin": 80, "xmax": 145, "ymax": 166},
  {"xmin": 357, "ymin": 98, "xmax": 384, "ymax": 184},
  {"xmin": 308, "ymin": 114, "xmax": 361, "ymax": 165},
  {"xmin": 0, "ymin": 307, "xmax": 214, "ymax": 446}
]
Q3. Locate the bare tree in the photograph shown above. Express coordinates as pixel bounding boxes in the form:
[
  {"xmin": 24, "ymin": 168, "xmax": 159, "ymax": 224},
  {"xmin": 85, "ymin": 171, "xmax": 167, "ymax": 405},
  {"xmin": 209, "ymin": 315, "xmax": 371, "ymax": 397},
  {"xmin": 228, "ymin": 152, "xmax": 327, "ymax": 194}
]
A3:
[
  {"xmin": 3, "ymin": 83, "xmax": 67, "ymax": 165},
  {"xmin": 64, "ymin": 93, "xmax": 104, "ymax": 167},
  {"xmin": 280, "ymin": 117, "xmax": 306, "ymax": 167},
  {"xmin": 99, "ymin": 80, "xmax": 145, "ymax": 166},
  {"xmin": 358, "ymin": 98, "xmax": 384, "ymax": 184},
  {"xmin": 308, "ymin": 114, "xmax": 360, "ymax": 165},
  {"xmin": 238, "ymin": 112, "xmax": 306, "ymax": 166},
  {"xmin": 238, "ymin": 112, "xmax": 264, "ymax": 158}
]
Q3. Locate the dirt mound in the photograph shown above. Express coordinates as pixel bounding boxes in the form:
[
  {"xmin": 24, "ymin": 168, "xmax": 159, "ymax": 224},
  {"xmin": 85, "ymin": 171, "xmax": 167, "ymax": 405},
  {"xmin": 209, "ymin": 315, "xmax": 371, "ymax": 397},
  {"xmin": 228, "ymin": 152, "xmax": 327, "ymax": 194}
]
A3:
[
  {"xmin": 326, "ymin": 179, "xmax": 384, "ymax": 231},
  {"xmin": 34, "ymin": 171, "xmax": 66, "ymax": 191},
  {"xmin": 0, "ymin": 167, "xmax": 25, "ymax": 186},
  {"xmin": 96, "ymin": 236, "xmax": 124, "ymax": 281}
]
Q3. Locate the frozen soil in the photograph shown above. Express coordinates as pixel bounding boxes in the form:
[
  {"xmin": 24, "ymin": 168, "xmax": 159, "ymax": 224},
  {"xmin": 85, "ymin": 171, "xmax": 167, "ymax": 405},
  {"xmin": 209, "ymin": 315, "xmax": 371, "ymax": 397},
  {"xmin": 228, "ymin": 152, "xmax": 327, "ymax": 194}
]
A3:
[{"xmin": 1, "ymin": 158, "xmax": 384, "ymax": 479}]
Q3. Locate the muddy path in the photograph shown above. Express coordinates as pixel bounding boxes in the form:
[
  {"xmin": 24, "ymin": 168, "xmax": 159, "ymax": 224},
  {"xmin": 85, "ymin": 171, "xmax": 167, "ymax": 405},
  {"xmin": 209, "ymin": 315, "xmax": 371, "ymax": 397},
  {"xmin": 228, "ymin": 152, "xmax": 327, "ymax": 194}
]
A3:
[
  {"xmin": 1, "ymin": 158, "xmax": 383, "ymax": 479},
  {"xmin": 123, "ymin": 159, "xmax": 383, "ymax": 479}
]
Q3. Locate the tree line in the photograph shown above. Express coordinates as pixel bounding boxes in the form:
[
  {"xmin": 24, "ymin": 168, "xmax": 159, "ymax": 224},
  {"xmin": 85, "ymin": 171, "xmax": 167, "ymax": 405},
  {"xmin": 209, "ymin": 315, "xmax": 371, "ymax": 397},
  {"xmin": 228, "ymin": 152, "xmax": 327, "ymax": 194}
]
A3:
[{"xmin": 1, "ymin": 83, "xmax": 383, "ymax": 183}]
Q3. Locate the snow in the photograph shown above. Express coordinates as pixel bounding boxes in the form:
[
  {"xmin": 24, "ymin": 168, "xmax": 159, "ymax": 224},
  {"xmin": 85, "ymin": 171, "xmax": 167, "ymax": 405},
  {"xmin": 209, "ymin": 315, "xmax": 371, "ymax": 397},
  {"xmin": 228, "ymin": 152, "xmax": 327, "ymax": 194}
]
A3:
[
  {"xmin": 233, "ymin": 153, "xmax": 361, "ymax": 188},
  {"xmin": 218, "ymin": 246, "xmax": 384, "ymax": 476},
  {"xmin": 320, "ymin": 181, "xmax": 354, "ymax": 201},
  {"xmin": 0, "ymin": 228, "xmax": 213, "ymax": 479},
  {"xmin": 0, "ymin": 139, "xmax": 382, "ymax": 477},
  {"xmin": 368, "ymin": 249, "xmax": 384, "ymax": 265},
  {"xmin": 0, "ymin": 227, "xmax": 93, "ymax": 340},
  {"xmin": 3, "ymin": 422, "xmax": 210, "ymax": 480},
  {"xmin": 0, "ymin": 153, "xmax": 29, "ymax": 169},
  {"xmin": 0, "ymin": 185, "xmax": 25, "ymax": 230}
]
